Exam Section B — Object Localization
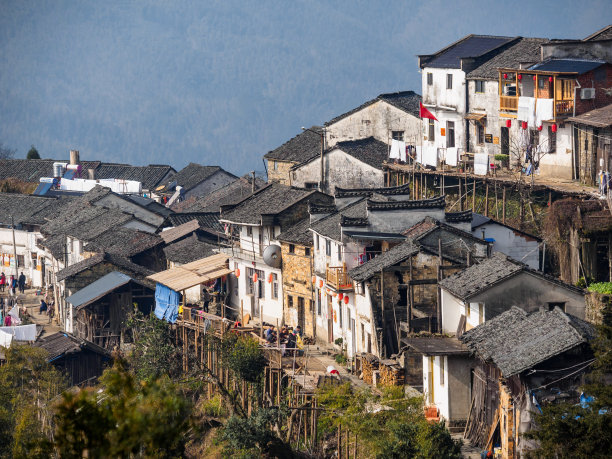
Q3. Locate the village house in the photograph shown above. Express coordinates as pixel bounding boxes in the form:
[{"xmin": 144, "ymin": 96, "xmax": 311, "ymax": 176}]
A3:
[
  {"xmin": 460, "ymin": 306, "xmax": 594, "ymax": 457},
  {"xmin": 438, "ymin": 252, "xmax": 586, "ymax": 334},
  {"xmin": 220, "ymin": 182, "xmax": 333, "ymax": 326},
  {"xmin": 156, "ymin": 163, "xmax": 237, "ymax": 204},
  {"xmin": 418, "ymin": 35, "xmax": 518, "ymax": 163}
]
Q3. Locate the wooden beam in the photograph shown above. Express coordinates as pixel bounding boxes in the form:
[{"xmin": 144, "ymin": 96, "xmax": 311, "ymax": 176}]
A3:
[{"xmin": 398, "ymin": 278, "xmax": 438, "ymax": 287}]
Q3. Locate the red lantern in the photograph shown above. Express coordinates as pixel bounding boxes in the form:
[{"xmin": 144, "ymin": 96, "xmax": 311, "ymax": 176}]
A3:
[
  {"xmin": 268, "ymin": 274, "xmax": 273, "ymax": 283},
  {"xmin": 506, "ymin": 119, "xmax": 511, "ymax": 128},
  {"xmin": 235, "ymin": 268, "xmax": 240, "ymax": 278},
  {"xmin": 311, "ymin": 276, "xmax": 316, "ymax": 284},
  {"xmin": 338, "ymin": 293, "xmax": 344, "ymax": 301},
  {"xmin": 503, "ymin": 73, "xmax": 508, "ymax": 79},
  {"xmin": 344, "ymin": 296, "xmax": 349, "ymax": 305},
  {"xmin": 549, "ymin": 76, "xmax": 553, "ymax": 83},
  {"xmin": 533, "ymin": 75, "xmax": 537, "ymax": 81},
  {"xmin": 319, "ymin": 280, "xmax": 323, "ymax": 288},
  {"xmin": 551, "ymin": 124, "xmax": 558, "ymax": 133},
  {"xmin": 253, "ymin": 273, "xmax": 258, "ymax": 283},
  {"xmin": 537, "ymin": 125, "xmax": 543, "ymax": 131},
  {"xmin": 518, "ymin": 74, "xmax": 522, "ymax": 80},
  {"xmin": 522, "ymin": 121, "xmax": 527, "ymax": 130}
]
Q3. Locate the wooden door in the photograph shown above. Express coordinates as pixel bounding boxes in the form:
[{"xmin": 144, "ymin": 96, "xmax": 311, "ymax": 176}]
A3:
[
  {"xmin": 501, "ymin": 127, "xmax": 509, "ymax": 156},
  {"xmin": 297, "ymin": 297, "xmax": 305, "ymax": 331},
  {"xmin": 327, "ymin": 296, "xmax": 333, "ymax": 343}
]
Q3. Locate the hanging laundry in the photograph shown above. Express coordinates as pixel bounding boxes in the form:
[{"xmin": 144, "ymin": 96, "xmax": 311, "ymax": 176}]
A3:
[
  {"xmin": 0, "ymin": 323, "xmax": 36, "ymax": 341},
  {"xmin": 535, "ymin": 99, "xmax": 554, "ymax": 127},
  {"xmin": 398, "ymin": 140, "xmax": 407, "ymax": 162},
  {"xmin": 415, "ymin": 146, "xmax": 422, "ymax": 164},
  {"xmin": 474, "ymin": 153, "xmax": 489, "ymax": 176},
  {"xmin": 446, "ymin": 147, "xmax": 458, "ymax": 167},
  {"xmin": 389, "ymin": 139, "xmax": 401, "ymax": 159},
  {"xmin": 0, "ymin": 330, "xmax": 11, "ymax": 348},
  {"xmin": 518, "ymin": 96, "xmax": 536, "ymax": 128}
]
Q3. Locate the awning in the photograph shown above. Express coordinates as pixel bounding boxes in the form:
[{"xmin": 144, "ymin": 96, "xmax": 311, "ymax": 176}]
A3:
[
  {"xmin": 147, "ymin": 252, "xmax": 231, "ymax": 292},
  {"xmin": 66, "ymin": 271, "xmax": 138, "ymax": 310},
  {"xmin": 464, "ymin": 112, "xmax": 486, "ymax": 121}
]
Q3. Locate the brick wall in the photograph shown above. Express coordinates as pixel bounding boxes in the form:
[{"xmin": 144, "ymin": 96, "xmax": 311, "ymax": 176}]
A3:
[
  {"xmin": 574, "ymin": 65, "xmax": 612, "ymax": 116},
  {"xmin": 281, "ymin": 241, "xmax": 316, "ymax": 337},
  {"xmin": 267, "ymin": 160, "xmax": 295, "ymax": 185}
]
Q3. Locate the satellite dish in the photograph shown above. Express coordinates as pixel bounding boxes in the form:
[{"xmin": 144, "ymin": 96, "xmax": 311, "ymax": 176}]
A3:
[{"xmin": 263, "ymin": 244, "xmax": 282, "ymax": 268}]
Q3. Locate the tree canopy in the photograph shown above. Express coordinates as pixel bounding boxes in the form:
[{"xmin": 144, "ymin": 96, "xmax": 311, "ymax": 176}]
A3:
[{"xmin": 26, "ymin": 145, "xmax": 40, "ymax": 159}]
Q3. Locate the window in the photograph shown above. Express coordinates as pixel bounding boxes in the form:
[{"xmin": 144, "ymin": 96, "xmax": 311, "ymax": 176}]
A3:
[
  {"xmin": 288, "ymin": 295, "xmax": 294, "ymax": 308},
  {"xmin": 316, "ymin": 235, "xmax": 320, "ymax": 250},
  {"xmin": 427, "ymin": 72, "xmax": 433, "ymax": 85},
  {"xmin": 440, "ymin": 356, "xmax": 445, "ymax": 386},
  {"xmin": 475, "ymin": 80, "xmax": 485, "ymax": 93},
  {"xmin": 256, "ymin": 269, "xmax": 265, "ymax": 298},
  {"xmin": 446, "ymin": 74, "xmax": 453, "ymax": 89},
  {"xmin": 337, "ymin": 244, "xmax": 342, "ymax": 261},
  {"xmin": 391, "ymin": 131, "xmax": 404, "ymax": 141},
  {"xmin": 478, "ymin": 303, "xmax": 484, "ymax": 325},
  {"xmin": 446, "ymin": 121, "xmax": 455, "ymax": 148},
  {"xmin": 289, "ymin": 244, "xmax": 295, "ymax": 254},
  {"xmin": 361, "ymin": 323, "xmax": 365, "ymax": 347},
  {"xmin": 304, "ymin": 182, "xmax": 318, "ymax": 189},
  {"xmin": 548, "ymin": 126, "xmax": 557, "ymax": 153},
  {"xmin": 247, "ymin": 267, "xmax": 254, "ymax": 295},
  {"xmin": 325, "ymin": 240, "xmax": 331, "ymax": 257},
  {"xmin": 547, "ymin": 302, "xmax": 566, "ymax": 312},
  {"xmin": 339, "ymin": 304, "xmax": 343, "ymax": 329},
  {"xmin": 272, "ymin": 273, "xmax": 278, "ymax": 299},
  {"xmin": 428, "ymin": 118, "xmax": 435, "ymax": 142},
  {"xmin": 246, "ymin": 226, "xmax": 252, "ymax": 237},
  {"xmin": 317, "ymin": 292, "xmax": 321, "ymax": 315},
  {"xmin": 304, "ymin": 247, "xmax": 311, "ymax": 256},
  {"xmin": 476, "ymin": 123, "xmax": 485, "ymax": 145},
  {"xmin": 309, "ymin": 299, "xmax": 314, "ymax": 313},
  {"xmin": 273, "ymin": 160, "xmax": 278, "ymax": 171},
  {"xmin": 17, "ymin": 255, "xmax": 24, "ymax": 268}
]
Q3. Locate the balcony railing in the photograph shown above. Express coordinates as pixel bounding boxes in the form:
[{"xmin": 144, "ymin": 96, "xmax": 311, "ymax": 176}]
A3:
[
  {"xmin": 555, "ymin": 99, "xmax": 574, "ymax": 115},
  {"xmin": 500, "ymin": 95, "xmax": 518, "ymax": 111},
  {"xmin": 326, "ymin": 265, "xmax": 353, "ymax": 290}
]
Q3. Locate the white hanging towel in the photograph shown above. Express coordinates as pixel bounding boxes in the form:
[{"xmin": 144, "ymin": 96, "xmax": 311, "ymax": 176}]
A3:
[
  {"xmin": 0, "ymin": 330, "xmax": 12, "ymax": 348},
  {"xmin": 8, "ymin": 305, "xmax": 21, "ymax": 325},
  {"xmin": 446, "ymin": 147, "xmax": 458, "ymax": 166},
  {"xmin": 398, "ymin": 141, "xmax": 407, "ymax": 162},
  {"xmin": 389, "ymin": 139, "xmax": 401, "ymax": 159},
  {"xmin": 535, "ymin": 99, "xmax": 554, "ymax": 127},
  {"xmin": 517, "ymin": 96, "xmax": 534, "ymax": 122},
  {"xmin": 424, "ymin": 146, "xmax": 438, "ymax": 167},
  {"xmin": 474, "ymin": 153, "xmax": 489, "ymax": 176},
  {"xmin": 0, "ymin": 324, "xmax": 36, "ymax": 341},
  {"xmin": 415, "ymin": 146, "xmax": 422, "ymax": 164}
]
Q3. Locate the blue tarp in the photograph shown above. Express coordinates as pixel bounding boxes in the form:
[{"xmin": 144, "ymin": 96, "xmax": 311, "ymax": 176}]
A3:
[{"xmin": 154, "ymin": 283, "xmax": 180, "ymax": 323}]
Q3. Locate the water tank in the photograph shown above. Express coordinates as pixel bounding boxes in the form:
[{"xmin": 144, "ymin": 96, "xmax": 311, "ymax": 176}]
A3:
[
  {"xmin": 53, "ymin": 162, "xmax": 67, "ymax": 178},
  {"xmin": 263, "ymin": 244, "xmax": 282, "ymax": 268}
]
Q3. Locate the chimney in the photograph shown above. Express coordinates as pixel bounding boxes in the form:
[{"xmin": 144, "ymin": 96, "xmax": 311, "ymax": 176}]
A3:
[
  {"xmin": 69, "ymin": 150, "xmax": 80, "ymax": 165},
  {"xmin": 87, "ymin": 168, "xmax": 96, "ymax": 180}
]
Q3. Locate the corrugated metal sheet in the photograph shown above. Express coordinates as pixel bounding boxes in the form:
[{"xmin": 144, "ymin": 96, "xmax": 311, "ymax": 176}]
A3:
[
  {"xmin": 65, "ymin": 271, "xmax": 133, "ymax": 309},
  {"xmin": 529, "ymin": 59, "xmax": 605, "ymax": 74},
  {"xmin": 148, "ymin": 253, "xmax": 231, "ymax": 291}
]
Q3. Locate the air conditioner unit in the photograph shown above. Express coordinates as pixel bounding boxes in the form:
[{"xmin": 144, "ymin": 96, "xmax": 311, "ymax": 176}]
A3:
[{"xmin": 581, "ymin": 88, "xmax": 596, "ymax": 100}]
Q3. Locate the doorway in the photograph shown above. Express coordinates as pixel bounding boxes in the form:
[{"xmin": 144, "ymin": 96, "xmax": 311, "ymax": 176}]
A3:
[
  {"xmin": 297, "ymin": 297, "xmax": 305, "ymax": 331},
  {"xmin": 327, "ymin": 295, "xmax": 333, "ymax": 343},
  {"xmin": 500, "ymin": 127, "xmax": 509, "ymax": 156}
]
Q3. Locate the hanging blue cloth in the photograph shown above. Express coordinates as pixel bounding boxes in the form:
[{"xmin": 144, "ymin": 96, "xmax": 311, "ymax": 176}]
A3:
[{"xmin": 154, "ymin": 283, "xmax": 180, "ymax": 323}]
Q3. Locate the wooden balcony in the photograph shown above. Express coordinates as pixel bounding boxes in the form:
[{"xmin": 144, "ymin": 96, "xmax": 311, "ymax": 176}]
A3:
[
  {"xmin": 500, "ymin": 95, "xmax": 518, "ymax": 111},
  {"xmin": 326, "ymin": 265, "xmax": 353, "ymax": 290},
  {"xmin": 555, "ymin": 99, "xmax": 574, "ymax": 115}
]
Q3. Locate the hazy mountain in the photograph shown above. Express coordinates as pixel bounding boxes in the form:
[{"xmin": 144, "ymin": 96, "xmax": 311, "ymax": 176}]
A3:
[{"xmin": 0, "ymin": 0, "xmax": 607, "ymax": 174}]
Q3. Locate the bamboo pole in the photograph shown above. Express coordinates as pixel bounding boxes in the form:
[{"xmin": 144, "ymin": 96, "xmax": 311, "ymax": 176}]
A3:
[
  {"xmin": 472, "ymin": 179, "xmax": 476, "ymax": 211},
  {"xmin": 502, "ymin": 187, "xmax": 506, "ymax": 223},
  {"xmin": 485, "ymin": 181, "xmax": 489, "ymax": 217}
]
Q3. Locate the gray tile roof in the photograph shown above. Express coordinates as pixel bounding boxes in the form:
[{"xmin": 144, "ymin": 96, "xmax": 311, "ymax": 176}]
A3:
[
  {"xmin": 0, "ymin": 193, "xmax": 73, "ymax": 226},
  {"xmin": 331, "ymin": 137, "xmax": 390, "ymax": 170},
  {"xmin": 325, "ymin": 91, "xmax": 421, "ymax": 126},
  {"xmin": 172, "ymin": 175, "xmax": 266, "ymax": 213},
  {"xmin": 439, "ymin": 252, "xmax": 522, "ymax": 299},
  {"xmin": 568, "ymin": 104, "xmax": 612, "ymax": 128},
  {"xmin": 460, "ymin": 306, "xmax": 594, "ymax": 376},
  {"xmin": 220, "ymin": 182, "xmax": 326, "ymax": 226},
  {"xmin": 164, "ymin": 163, "xmax": 234, "ymax": 192},
  {"xmin": 310, "ymin": 198, "xmax": 368, "ymax": 241},
  {"xmin": 83, "ymin": 227, "xmax": 163, "ymax": 257},
  {"xmin": 445, "ymin": 210, "xmax": 473, "ymax": 224},
  {"xmin": 56, "ymin": 252, "xmax": 154, "ymax": 282},
  {"xmin": 422, "ymin": 35, "xmax": 515, "ymax": 69},
  {"xmin": 125, "ymin": 195, "xmax": 173, "ymax": 217},
  {"xmin": 367, "ymin": 195, "xmax": 446, "ymax": 211},
  {"xmin": 264, "ymin": 126, "xmax": 324, "ymax": 164},
  {"xmin": 0, "ymin": 159, "xmax": 101, "ymax": 183},
  {"xmin": 93, "ymin": 164, "xmax": 175, "ymax": 190},
  {"xmin": 467, "ymin": 38, "xmax": 549, "ymax": 80},
  {"xmin": 334, "ymin": 183, "xmax": 412, "ymax": 198},
  {"xmin": 529, "ymin": 59, "xmax": 605, "ymax": 74},
  {"xmin": 163, "ymin": 234, "xmax": 219, "ymax": 265},
  {"xmin": 402, "ymin": 336, "xmax": 468, "ymax": 356},
  {"xmin": 584, "ymin": 25, "xmax": 612, "ymax": 41},
  {"xmin": 166, "ymin": 213, "xmax": 223, "ymax": 233},
  {"xmin": 35, "ymin": 332, "xmax": 110, "ymax": 360},
  {"xmin": 349, "ymin": 240, "xmax": 418, "ymax": 282},
  {"xmin": 276, "ymin": 217, "xmax": 313, "ymax": 246}
]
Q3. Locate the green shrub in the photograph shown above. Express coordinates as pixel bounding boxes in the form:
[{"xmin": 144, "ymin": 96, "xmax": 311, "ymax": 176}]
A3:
[
  {"xmin": 587, "ymin": 282, "xmax": 612, "ymax": 294},
  {"xmin": 494, "ymin": 154, "xmax": 509, "ymax": 161},
  {"xmin": 335, "ymin": 354, "xmax": 347, "ymax": 365},
  {"xmin": 334, "ymin": 337, "xmax": 343, "ymax": 346}
]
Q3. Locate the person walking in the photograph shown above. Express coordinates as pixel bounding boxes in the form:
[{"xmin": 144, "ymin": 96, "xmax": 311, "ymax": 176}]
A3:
[
  {"xmin": 18, "ymin": 272, "xmax": 26, "ymax": 294},
  {"xmin": 0, "ymin": 272, "xmax": 5, "ymax": 292},
  {"xmin": 9, "ymin": 275, "xmax": 16, "ymax": 296}
]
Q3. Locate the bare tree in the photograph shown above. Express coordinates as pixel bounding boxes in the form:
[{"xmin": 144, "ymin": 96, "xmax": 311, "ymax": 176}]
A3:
[{"xmin": 0, "ymin": 142, "xmax": 16, "ymax": 159}]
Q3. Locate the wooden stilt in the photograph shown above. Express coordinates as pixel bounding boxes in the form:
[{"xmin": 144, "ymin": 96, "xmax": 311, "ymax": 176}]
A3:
[
  {"xmin": 485, "ymin": 181, "xmax": 489, "ymax": 217},
  {"xmin": 472, "ymin": 179, "xmax": 476, "ymax": 211},
  {"xmin": 459, "ymin": 178, "xmax": 464, "ymax": 211},
  {"xmin": 502, "ymin": 187, "xmax": 506, "ymax": 224}
]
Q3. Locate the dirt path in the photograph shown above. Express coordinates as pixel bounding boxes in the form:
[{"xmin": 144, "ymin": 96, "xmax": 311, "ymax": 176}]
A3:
[{"xmin": 17, "ymin": 288, "xmax": 61, "ymax": 337}]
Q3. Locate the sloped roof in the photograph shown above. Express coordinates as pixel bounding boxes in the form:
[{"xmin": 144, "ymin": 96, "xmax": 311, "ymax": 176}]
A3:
[
  {"xmin": 163, "ymin": 234, "xmax": 219, "ymax": 265},
  {"xmin": 93, "ymin": 164, "xmax": 175, "ymax": 190},
  {"xmin": 66, "ymin": 271, "xmax": 142, "ymax": 310},
  {"xmin": 331, "ymin": 137, "xmax": 390, "ymax": 170},
  {"xmin": 276, "ymin": 217, "xmax": 313, "ymax": 246},
  {"xmin": 56, "ymin": 252, "xmax": 154, "ymax": 282},
  {"xmin": 220, "ymin": 182, "xmax": 322, "ymax": 225},
  {"xmin": 422, "ymin": 35, "xmax": 515, "ymax": 69},
  {"xmin": 529, "ymin": 59, "xmax": 605, "ymax": 73},
  {"xmin": 402, "ymin": 336, "xmax": 468, "ymax": 356},
  {"xmin": 310, "ymin": 198, "xmax": 368, "ymax": 241},
  {"xmin": 125, "ymin": 195, "xmax": 173, "ymax": 217},
  {"xmin": 584, "ymin": 25, "xmax": 612, "ymax": 41},
  {"xmin": 367, "ymin": 195, "xmax": 446, "ymax": 211},
  {"xmin": 164, "ymin": 163, "xmax": 234, "ymax": 192},
  {"xmin": 172, "ymin": 175, "xmax": 266, "ymax": 213},
  {"xmin": 335, "ymin": 183, "xmax": 412, "ymax": 198},
  {"xmin": 35, "ymin": 332, "xmax": 110, "ymax": 360},
  {"xmin": 325, "ymin": 91, "xmax": 421, "ymax": 126},
  {"xmin": 84, "ymin": 227, "xmax": 163, "ymax": 257},
  {"xmin": 349, "ymin": 240, "xmax": 418, "ymax": 282},
  {"xmin": 0, "ymin": 159, "xmax": 101, "ymax": 183},
  {"xmin": 460, "ymin": 306, "xmax": 594, "ymax": 376},
  {"xmin": 467, "ymin": 38, "xmax": 548, "ymax": 80},
  {"xmin": 264, "ymin": 126, "xmax": 323, "ymax": 164},
  {"xmin": 166, "ymin": 212, "xmax": 223, "ymax": 233},
  {"xmin": 0, "ymin": 193, "xmax": 72, "ymax": 226},
  {"xmin": 160, "ymin": 219, "xmax": 200, "ymax": 244},
  {"xmin": 568, "ymin": 104, "xmax": 612, "ymax": 128}
]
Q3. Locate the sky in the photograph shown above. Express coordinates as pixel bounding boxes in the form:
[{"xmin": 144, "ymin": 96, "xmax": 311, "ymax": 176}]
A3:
[{"xmin": 0, "ymin": 1, "xmax": 609, "ymax": 175}]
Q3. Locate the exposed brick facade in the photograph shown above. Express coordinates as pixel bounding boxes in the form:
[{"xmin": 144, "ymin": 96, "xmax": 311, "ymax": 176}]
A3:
[
  {"xmin": 574, "ymin": 65, "xmax": 612, "ymax": 116},
  {"xmin": 267, "ymin": 160, "xmax": 295, "ymax": 185}
]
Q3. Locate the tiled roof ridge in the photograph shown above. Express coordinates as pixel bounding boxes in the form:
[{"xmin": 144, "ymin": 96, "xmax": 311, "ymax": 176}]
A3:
[
  {"xmin": 367, "ymin": 195, "xmax": 445, "ymax": 211},
  {"xmin": 309, "ymin": 202, "xmax": 337, "ymax": 214},
  {"xmin": 340, "ymin": 216, "xmax": 369, "ymax": 227},
  {"xmin": 334, "ymin": 183, "xmax": 412, "ymax": 198},
  {"xmin": 445, "ymin": 210, "xmax": 473, "ymax": 223}
]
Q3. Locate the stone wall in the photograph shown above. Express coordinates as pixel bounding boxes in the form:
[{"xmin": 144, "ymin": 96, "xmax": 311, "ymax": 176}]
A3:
[
  {"xmin": 281, "ymin": 241, "xmax": 316, "ymax": 337},
  {"xmin": 267, "ymin": 160, "xmax": 295, "ymax": 185},
  {"xmin": 585, "ymin": 291, "xmax": 611, "ymax": 325}
]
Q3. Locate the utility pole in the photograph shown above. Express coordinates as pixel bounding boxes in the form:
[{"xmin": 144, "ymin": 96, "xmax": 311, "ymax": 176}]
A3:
[
  {"xmin": 319, "ymin": 129, "xmax": 325, "ymax": 192},
  {"xmin": 10, "ymin": 216, "xmax": 17, "ymax": 278},
  {"xmin": 251, "ymin": 171, "xmax": 256, "ymax": 194}
]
